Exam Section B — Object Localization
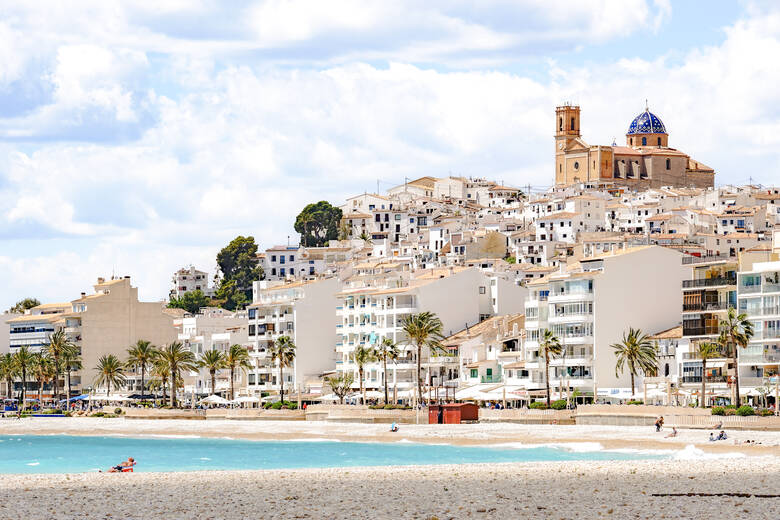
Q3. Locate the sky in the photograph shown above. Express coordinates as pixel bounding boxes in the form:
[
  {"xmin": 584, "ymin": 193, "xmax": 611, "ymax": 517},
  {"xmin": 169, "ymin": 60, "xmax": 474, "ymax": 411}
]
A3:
[{"xmin": 0, "ymin": 0, "xmax": 779, "ymax": 308}]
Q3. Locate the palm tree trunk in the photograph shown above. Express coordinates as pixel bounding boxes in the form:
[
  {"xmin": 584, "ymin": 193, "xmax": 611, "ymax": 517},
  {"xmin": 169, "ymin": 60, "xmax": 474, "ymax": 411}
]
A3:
[
  {"xmin": 52, "ymin": 357, "xmax": 59, "ymax": 403},
  {"xmin": 141, "ymin": 366, "xmax": 146, "ymax": 397},
  {"xmin": 630, "ymin": 373, "xmax": 635, "ymax": 399},
  {"xmin": 544, "ymin": 352, "xmax": 551, "ymax": 407},
  {"xmin": 230, "ymin": 367, "xmax": 235, "ymax": 401},
  {"xmin": 66, "ymin": 369, "xmax": 71, "ymax": 408},
  {"xmin": 359, "ymin": 367, "xmax": 364, "ymax": 405},
  {"xmin": 383, "ymin": 356, "xmax": 389, "ymax": 405},
  {"xmin": 107, "ymin": 380, "xmax": 111, "ymax": 397},
  {"xmin": 701, "ymin": 359, "xmax": 707, "ymax": 408},
  {"xmin": 38, "ymin": 377, "xmax": 42, "ymax": 405},
  {"xmin": 732, "ymin": 348, "xmax": 740, "ymax": 407},
  {"xmin": 20, "ymin": 370, "xmax": 26, "ymax": 411},
  {"xmin": 279, "ymin": 364, "xmax": 285, "ymax": 404},
  {"xmin": 211, "ymin": 370, "xmax": 216, "ymax": 396},
  {"xmin": 416, "ymin": 344, "xmax": 423, "ymax": 407},
  {"xmin": 170, "ymin": 365, "xmax": 176, "ymax": 408}
]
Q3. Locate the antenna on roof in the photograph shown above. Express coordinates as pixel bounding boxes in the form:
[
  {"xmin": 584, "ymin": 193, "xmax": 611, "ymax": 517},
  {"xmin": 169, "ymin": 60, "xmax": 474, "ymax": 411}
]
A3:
[{"xmin": 645, "ymin": 99, "xmax": 649, "ymax": 111}]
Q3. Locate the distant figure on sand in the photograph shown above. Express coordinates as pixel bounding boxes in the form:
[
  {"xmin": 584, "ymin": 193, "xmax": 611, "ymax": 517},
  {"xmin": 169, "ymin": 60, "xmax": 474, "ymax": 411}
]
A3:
[
  {"xmin": 665, "ymin": 427, "xmax": 677, "ymax": 438},
  {"xmin": 390, "ymin": 422, "xmax": 399, "ymax": 433},
  {"xmin": 102, "ymin": 457, "xmax": 135, "ymax": 473},
  {"xmin": 654, "ymin": 416, "xmax": 664, "ymax": 432}
]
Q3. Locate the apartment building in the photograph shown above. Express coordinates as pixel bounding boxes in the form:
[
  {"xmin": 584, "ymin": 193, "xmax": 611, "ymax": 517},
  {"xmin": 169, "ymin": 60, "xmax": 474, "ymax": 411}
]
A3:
[
  {"xmin": 334, "ymin": 267, "xmax": 504, "ymax": 397},
  {"xmin": 524, "ymin": 246, "xmax": 688, "ymax": 401},
  {"xmin": 246, "ymin": 278, "xmax": 340, "ymax": 396},
  {"xmin": 171, "ymin": 266, "xmax": 214, "ymax": 298},
  {"xmin": 178, "ymin": 307, "xmax": 248, "ymax": 396},
  {"xmin": 8, "ymin": 303, "xmax": 71, "ymax": 352}
]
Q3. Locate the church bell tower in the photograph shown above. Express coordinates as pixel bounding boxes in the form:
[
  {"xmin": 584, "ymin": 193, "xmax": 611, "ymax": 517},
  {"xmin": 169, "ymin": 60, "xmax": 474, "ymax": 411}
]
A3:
[{"xmin": 555, "ymin": 104, "xmax": 580, "ymax": 184}]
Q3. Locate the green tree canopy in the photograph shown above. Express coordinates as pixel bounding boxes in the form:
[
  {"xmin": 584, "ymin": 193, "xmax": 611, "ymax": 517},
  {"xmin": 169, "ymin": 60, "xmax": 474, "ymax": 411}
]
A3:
[
  {"xmin": 168, "ymin": 290, "xmax": 211, "ymax": 314},
  {"xmin": 215, "ymin": 236, "xmax": 263, "ymax": 310},
  {"xmin": 294, "ymin": 201, "xmax": 343, "ymax": 247},
  {"xmin": 8, "ymin": 298, "xmax": 40, "ymax": 313}
]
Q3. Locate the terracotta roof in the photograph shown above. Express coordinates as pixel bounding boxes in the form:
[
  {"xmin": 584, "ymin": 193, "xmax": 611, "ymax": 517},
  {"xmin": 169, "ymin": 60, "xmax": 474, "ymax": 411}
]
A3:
[
  {"xmin": 649, "ymin": 325, "xmax": 683, "ymax": 340},
  {"xmin": 537, "ymin": 211, "xmax": 580, "ymax": 220}
]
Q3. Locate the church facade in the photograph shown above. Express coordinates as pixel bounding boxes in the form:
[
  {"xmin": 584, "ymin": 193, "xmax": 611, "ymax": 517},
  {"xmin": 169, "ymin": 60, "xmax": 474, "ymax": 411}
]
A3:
[{"xmin": 554, "ymin": 104, "xmax": 715, "ymax": 189}]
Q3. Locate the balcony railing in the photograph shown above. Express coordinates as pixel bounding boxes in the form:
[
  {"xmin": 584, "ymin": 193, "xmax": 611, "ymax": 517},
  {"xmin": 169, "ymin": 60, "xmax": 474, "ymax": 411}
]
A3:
[
  {"xmin": 682, "ymin": 278, "xmax": 736, "ymax": 289},
  {"xmin": 480, "ymin": 375, "xmax": 502, "ymax": 383},
  {"xmin": 681, "ymin": 375, "xmax": 727, "ymax": 383},
  {"xmin": 682, "ymin": 350, "xmax": 730, "ymax": 360},
  {"xmin": 683, "ymin": 302, "xmax": 729, "ymax": 312},
  {"xmin": 682, "ymin": 326, "xmax": 720, "ymax": 337},
  {"xmin": 682, "ymin": 254, "xmax": 729, "ymax": 265}
]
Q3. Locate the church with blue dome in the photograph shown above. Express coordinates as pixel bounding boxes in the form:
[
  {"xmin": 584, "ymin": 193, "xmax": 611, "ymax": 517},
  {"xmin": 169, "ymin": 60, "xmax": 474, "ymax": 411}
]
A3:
[{"xmin": 554, "ymin": 104, "xmax": 714, "ymax": 189}]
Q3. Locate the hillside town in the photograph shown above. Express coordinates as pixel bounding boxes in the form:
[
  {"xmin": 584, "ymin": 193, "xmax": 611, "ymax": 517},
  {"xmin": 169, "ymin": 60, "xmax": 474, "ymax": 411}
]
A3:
[{"xmin": 2, "ymin": 106, "xmax": 779, "ymax": 411}]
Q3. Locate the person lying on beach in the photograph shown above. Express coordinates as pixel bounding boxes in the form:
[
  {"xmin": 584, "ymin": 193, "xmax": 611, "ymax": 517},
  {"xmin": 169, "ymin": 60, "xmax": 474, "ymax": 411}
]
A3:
[
  {"xmin": 713, "ymin": 421, "xmax": 723, "ymax": 429},
  {"xmin": 101, "ymin": 457, "xmax": 135, "ymax": 473},
  {"xmin": 665, "ymin": 427, "xmax": 677, "ymax": 438},
  {"xmin": 389, "ymin": 422, "xmax": 399, "ymax": 432}
]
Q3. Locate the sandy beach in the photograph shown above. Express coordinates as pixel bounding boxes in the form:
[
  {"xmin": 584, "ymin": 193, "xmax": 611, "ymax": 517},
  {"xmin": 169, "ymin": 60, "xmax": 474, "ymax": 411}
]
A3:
[{"xmin": 1, "ymin": 418, "xmax": 779, "ymax": 519}]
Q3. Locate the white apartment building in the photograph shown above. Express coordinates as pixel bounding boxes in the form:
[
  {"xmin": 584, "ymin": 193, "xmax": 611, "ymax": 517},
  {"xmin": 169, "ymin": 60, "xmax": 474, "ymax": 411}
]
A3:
[
  {"xmin": 334, "ymin": 267, "xmax": 511, "ymax": 397},
  {"xmin": 524, "ymin": 246, "xmax": 688, "ymax": 401},
  {"xmin": 178, "ymin": 308, "xmax": 249, "ymax": 397},
  {"xmin": 246, "ymin": 278, "xmax": 340, "ymax": 396},
  {"xmin": 171, "ymin": 266, "xmax": 214, "ymax": 298},
  {"xmin": 737, "ymin": 260, "xmax": 780, "ymax": 402},
  {"xmin": 8, "ymin": 303, "xmax": 71, "ymax": 352}
]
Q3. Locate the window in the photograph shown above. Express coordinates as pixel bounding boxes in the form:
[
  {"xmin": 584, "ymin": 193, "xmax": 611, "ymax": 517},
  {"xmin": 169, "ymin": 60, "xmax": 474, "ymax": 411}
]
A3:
[
  {"xmin": 394, "ymin": 214, "xmax": 401, "ymax": 221},
  {"xmin": 470, "ymin": 369, "xmax": 478, "ymax": 378},
  {"xmin": 559, "ymin": 117, "xmax": 563, "ymax": 131},
  {"xmin": 309, "ymin": 267, "xmax": 315, "ymax": 275},
  {"xmin": 641, "ymin": 137, "xmax": 647, "ymax": 146},
  {"xmin": 271, "ymin": 268, "xmax": 276, "ymax": 276},
  {"xmin": 248, "ymin": 309, "xmax": 256, "ymax": 319},
  {"xmin": 570, "ymin": 117, "xmax": 575, "ymax": 131},
  {"xmin": 248, "ymin": 324, "xmax": 256, "ymax": 336},
  {"xmin": 279, "ymin": 256, "xmax": 285, "ymax": 264},
  {"xmin": 479, "ymin": 286, "xmax": 486, "ymax": 294},
  {"xmin": 289, "ymin": 255, "xmax": 294, "ymax": 262},
  {"xmin": 574, "ymin": 161, "xmax": 579, "ymax": 170},
  {"xmin": 630, "ymin": 138, "xmax": 633, "ymax": 146},
  {"xmin": 280, "ymin": 268, "xmax": 285, "ymax": 276},
  {"xmin": 559, "ymin": 164, "xmax": 562, "ymax": 173},
  {"xmin": 271, "ymin": 255, "xmax": 276, "ymax": 262}
]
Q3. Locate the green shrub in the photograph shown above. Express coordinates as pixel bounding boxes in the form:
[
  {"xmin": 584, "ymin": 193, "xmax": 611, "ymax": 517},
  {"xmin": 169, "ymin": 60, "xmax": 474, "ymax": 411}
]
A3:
[
  {"xmin": 724, "ymin": 408, "xmax": 736, "ymax": 416},
  {"xmin": 91, "ymin": 412, "xmax": 105, "ymax": 417},
  {"xmin": 550, "ymin": 400, "xmax": 567, "ymax": 410},
  {"xmin": 736, "ymin": 405, "xmax": 755, "ymax": 416},
  {"xmin": 102, "ymin": 413, "xmax": 117, "ymax": 418},
  {"xmin": 284, "ymin": 402, "xmax": 298, "ymax": 410},
  {"xmin": 724, "ymin": 404, "xmax": 737, "ymax": 409},
  {"xmin": 529, "ymin": 401, "xmax": 548, "ymax": 410},
  {"xmin": 270, "ymin": 401, "xmax": 283, "ymax": 410},
  {"xmin": 626, "ymin": 400, "xmax": 644, "ymax": 405},
  {"xmin": 711, "ymin": 407, "xmax": 725, "ymax": 416},
  {"xmin": 114, "ymin": 408, "xmax": 123, "ymax": 415},
  {"xmin": 757, "ymin": 409, "xmax": 774, "ymax": 417}
]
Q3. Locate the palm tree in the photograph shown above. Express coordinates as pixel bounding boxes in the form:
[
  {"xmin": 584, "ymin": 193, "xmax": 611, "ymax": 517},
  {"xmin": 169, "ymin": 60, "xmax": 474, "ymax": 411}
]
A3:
[
  {"xmin": 401, "ymin": 312, "xmax": 446, "ymax": 406},
  {"xmin": 325, "ymin": 373, "xmax": 354, "ymax": 404},
  {"xmin": 539, "ymin": 328, "xmax": 563, "ymax": 407},
  {"xmin": 0, "ymin": 353, "xmax": 16, "ymax": 400},
  {"xmin": 200, "ymin": 349, "xmax": 227, "ymax": 396},
  {"xmin": 93, "ymin": 354, "xmax": 126, "ymax": 397},
  {"xmin": 696, "ymin": 340, "xmax": 722, "ymax": 408},
  {"xmin": 611, "ymin": 328, "xmax": 657, "ymax": 398},
  {"xmin": 61, "ymin": 345, "xmax": 81, "ymax": 405},
  {"xmin": 150, "ymin": 357, "xmax": 171, "ymax": 402},
  {"xmin": 372, "ymin": 338, "xmax": 400, "ymax": 404},
  {"xmin": 45, "ymin": 330, "xmax": 75, "ymax": 402},
  {"xmin": 225, "ymin": 344, "xmax": 252, "ymax": 401},
  {"xmin": 158, "ymin": 342, "xmax": 198, "ymax": 407},
  {"xmin": 719, "ymin": 307, "xmax": 754, "ymax": 407},
  {"xmin": 352, "ymin": 344, "xmax": 375, "ymax": 404},
  {"xmin": 13, "ymin": 347, "xmax": 35, "ymax": 410},
  {"xmin": 269, "ymin": 336, "xmax": 296, "ymax": 403},
  {"xmin": 32, "ymin": 352, "xmax": 55, "ymax": 406},
  {"xmin": 126, "ymin": 340, "xmax": 158, "ymax": 396}
]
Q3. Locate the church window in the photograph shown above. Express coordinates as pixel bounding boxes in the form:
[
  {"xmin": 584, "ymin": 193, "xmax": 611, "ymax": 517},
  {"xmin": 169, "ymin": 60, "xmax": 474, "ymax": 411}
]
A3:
[
  {"xmin": 657, "ymin": 137, "xmax": 661, "ymax": 146},
  {"xmin": 641, "ymin": 137, "xmax": 647, "ymax": 146},
  {"xmin": 630, "ymin": 138, "xmax": 633, "ymax": 146},
  {"xmin": 559, "ymin": 118, "xmax": 563, "ymax": 131},
  {"xmin": 570, "ymin": 117, "xmax": 575, "ymax": 131},
  {"xmin": 666, "ymin": 158, "xmax": 671, "ymax": 170},
  {"xmin": 574, "ymin": 161, "xmax": 579, "ymax": 170},
  {"xmin": 559, "ymin": 164, "xmax": 562, "ymax": 173}
]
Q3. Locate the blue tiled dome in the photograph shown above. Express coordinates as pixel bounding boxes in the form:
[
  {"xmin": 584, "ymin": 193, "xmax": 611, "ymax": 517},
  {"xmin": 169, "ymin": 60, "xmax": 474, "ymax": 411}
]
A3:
[{"xmin": 627, "ymin": 109, "xmax": 667, "ymax": 135}]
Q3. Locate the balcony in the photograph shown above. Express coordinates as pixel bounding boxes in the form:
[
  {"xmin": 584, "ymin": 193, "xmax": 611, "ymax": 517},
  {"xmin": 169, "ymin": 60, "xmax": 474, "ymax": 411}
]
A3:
[
  {"xmin": 682, "ymin": 254, "xmax": 729, "ymax": 265},
  {"xmin": 682, "ymin": 278, "xmax": 736, "ymax": 289},
  {"xmin": 682, "ymin": 302, "xmax": 729, "ymax": 312},
  {"xmin": 682, "ymin": 350, "xmax": 729, "ymax": 360},
  {"xmin": 480, "ymin": 374, "xmax": 502, "ymax": 383}
]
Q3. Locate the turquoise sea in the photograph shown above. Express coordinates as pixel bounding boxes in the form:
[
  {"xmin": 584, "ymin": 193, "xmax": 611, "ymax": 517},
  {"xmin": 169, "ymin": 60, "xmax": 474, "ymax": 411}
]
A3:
[{"xmin": 0, "ymin": 435, "xmax": 663, "ymax": 474}]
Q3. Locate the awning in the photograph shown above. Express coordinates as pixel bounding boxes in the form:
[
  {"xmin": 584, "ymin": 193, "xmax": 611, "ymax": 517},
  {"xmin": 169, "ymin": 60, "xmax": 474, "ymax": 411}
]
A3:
[
  {"xmin": 464, "ymin": 360, "xmax": 495, "ymax": 369},
  {"xmin": 502, "ymin": 362, "xmax": 525, "ymax": 369}
]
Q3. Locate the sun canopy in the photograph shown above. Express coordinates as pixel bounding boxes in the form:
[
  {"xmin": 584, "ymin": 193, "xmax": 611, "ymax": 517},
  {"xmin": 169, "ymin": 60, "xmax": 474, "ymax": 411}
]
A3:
[
  {"xmin": 198, "ymin": 395, "xmax": 230, "ymax": 405},
  {"xmin": 68, "ymin": 394, "xmax": 89, "ymax": 402},
  {"xmin": 232, "ymin": 396, "xmax": 260, "ymax": 404}
]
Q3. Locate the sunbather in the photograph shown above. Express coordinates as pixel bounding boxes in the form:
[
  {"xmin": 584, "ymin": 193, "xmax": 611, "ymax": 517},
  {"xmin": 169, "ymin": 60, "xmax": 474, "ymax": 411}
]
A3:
[{"xmin": 102, "ymin": 457, "xmax": 135, "ymax": 473}]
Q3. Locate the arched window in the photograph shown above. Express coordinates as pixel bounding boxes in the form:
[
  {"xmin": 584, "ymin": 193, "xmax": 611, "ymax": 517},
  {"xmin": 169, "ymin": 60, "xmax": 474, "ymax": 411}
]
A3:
[
  {"xmin": 630, "ymin": 138, "xmax": 633, "ymax": 146},
  {"xmin": 641, "ymin": 137, "xmax": 647, "ymax": 146},
  {"xmin": 664, "ymin": 363, "xmax": 670, "ymax": 377},
  {"xmin": 657, "ymin": 137, "xmax": 661, "ymax": 146},
  {"xmin": 666, "ymin": 158, "xmax": 671, "ymax": 170},
  {"xmin": 570, "ymin": 117, "xmax": 575, "ymax": 131},
  {"xmin": 559, "ymin": 164, "xmax": 562, "ymax": 172}
]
